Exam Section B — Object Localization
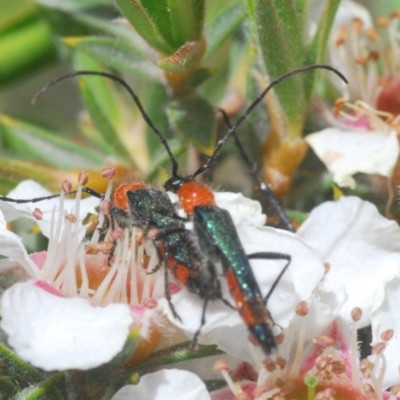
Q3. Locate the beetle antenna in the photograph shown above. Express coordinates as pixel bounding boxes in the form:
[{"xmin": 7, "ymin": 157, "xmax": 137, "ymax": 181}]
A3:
[
  {"xmin": 32, "ymin": 70, "xmax": 179, "ymax": 176},
  {"xmin": 192, "ymin": 64, "xmax": 348, "ymax": 179}
]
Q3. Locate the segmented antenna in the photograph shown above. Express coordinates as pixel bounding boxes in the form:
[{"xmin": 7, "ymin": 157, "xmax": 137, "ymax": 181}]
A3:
[
  {"xmin": 32, "ymin": 71, "xmax": 179, "ymax": 177},
  {"xmin": 192, "ymin": 64, "xmax": 348, "ymax": 179},
  {"xmin": 217, "ymin": 107, "xmax": 295, "ymax": 232},
  {"xmin": 33, "ymin": 65, "xmax": 347, "ymax": 182}
]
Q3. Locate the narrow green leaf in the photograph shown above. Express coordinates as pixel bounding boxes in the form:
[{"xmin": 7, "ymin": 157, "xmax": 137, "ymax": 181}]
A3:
[
  {"xmin": 116, "ymin": 0, "xmax": 175, "ymax": 54},
  {"xmin": 0, "ymin": 17, "xmax": 56, "ymax": 86},
  {"xmin": 0, "ymin": 158, "xmax": 82, "ymax": 193},
  {"xmin": 158, "ymin": 41, "xmax": 201, "ymax": 73},
  {"xmin": 64, "ymin": 36, "xmax": 159, "ymax": 79},
  {"xmin": 0, "ymin": 115, "xmax": 103, "ymax": 168},
  {"xmin": 0, "ymin": 343, "xmax": 42, "ymax": 383},
  {"xmin": 132, "ymin": 342, "xmax": 224, "ymax": 374},
  {"xmin": 117, "ymin": 0, "xmax": 204, "ymax": 54},
  {"xmin": 167, "ymin": 95, "xmax": 216, "ymax": 155},
  {"xmin": 141, "ymin": 82, "xmax": 171, "ymax": 156},
  {"xmin": 0, "ymin": 0, "xmax": 37, "ymax": 33},
  {"xmin": 204, "ymin": 0, "xmax": 246, "ymax": 61},
  {"xmin": 0, "ymin": 377, "xmax": 16, "ymax": 397},
  {"xmin": 13, "ymin": 372, "xmax": 64, "ymax": 400},
  {"xmin": 166, "ymin": 0, "xmax": 204, "ymax": 45},
  {"xmin": 37, "ymin": 0, "xmax": 110, "ymax": 10},
  {"xmin": 73, "ymin": 52, "xmax": 132, "ymax": 165},
  {"xmin": 304, "ymin": 0, "xmax": 341, "ymax": 100},
  {"xmin": 254, "ymin": 0, "xmax": 306, "ymax": 136}
]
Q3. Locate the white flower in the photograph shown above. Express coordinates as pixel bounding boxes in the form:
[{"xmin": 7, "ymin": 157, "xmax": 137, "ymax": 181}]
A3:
[
  {"xmin": 1, "ymin": 281, "xmax": 132, "ymax": 370},
  {"xmin": 0, "ymin": 179, "xmax": 99, "ymax": 238},
  {"xmin": 306, "ymin": 126, "xmax": 399, "ymax": 189},
  {"xmin": 307, "ymin": 1, "xmax": 400, "ymax": 188},
  {"xmin": 161, "ymin": 195, "xmax": 326, "ymax": 363},
  {"xmin": 210, "ymin": 196, "xmax": 400, "ymax": 399},
  {"xmin": 112, "ymin": 369, "xmax": 211, "ymax": 400},
  {"xmin": 0, "ymin": 177, "xmax": 163, "ymax": 371}
]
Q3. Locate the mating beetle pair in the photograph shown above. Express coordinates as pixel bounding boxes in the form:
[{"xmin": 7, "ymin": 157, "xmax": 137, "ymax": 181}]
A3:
[{"xmin": 1, "ymin": 65, "xmax": 347, "ymax": 356}]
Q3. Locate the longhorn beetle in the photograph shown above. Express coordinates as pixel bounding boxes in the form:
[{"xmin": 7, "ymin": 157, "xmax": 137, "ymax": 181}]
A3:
[{"xmin": 1, "ymin": 65, "xmax": 347, "ymax": 354}]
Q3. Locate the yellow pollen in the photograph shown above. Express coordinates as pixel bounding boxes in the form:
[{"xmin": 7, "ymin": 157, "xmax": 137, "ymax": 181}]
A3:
[
  {"xmin": 313, "ymin": 335, "xmax": 335, "ymax": 348},
  {"xmin": 351, "ymin": 307, "xmax": 362, "ymax": 322},
  {"xmin": 364, "ymin": 28, "xmax": 380, "ymax": 41},
  {"xmin": 368, "ymin": 50, "xmax": 379, "ymax": 61},
  {"xmin": 391, "ymin": 10, "xmax": 400, "ymax": 20},
  {"xmin": 335, "ymin": 26, "xmax": 348, "ymax": 46},
  {"xmin": 380, "ymin": 329, "xmax": 394, "ymax": 341},
  {"xmin": 296, "ymin": 301, "xmax": 309, "ymax": 316},
  {"xmin": 353, "ymin": 18, "xmax": 364, "ymax": 33},
  {"xmin": 377, "ymin": 16, "xmax": 390, "ymax": 27},
  {"xmin": 391, "ymin": 384, "xmax": 400, "ymax": 396},
  {"xmin": 371, "ymin": 342, "xmax": 386, "ymax": 355},
  {"xmin": 263, "ymin": 358, "xmax": 277, "ymax": 372},
  {"xmin": 355, "ymin": 56, "xmax": 367, "ymax": 66},
  {"xmin": 331, "ymin": 360, "xmax": 347, "ymax": 375}
]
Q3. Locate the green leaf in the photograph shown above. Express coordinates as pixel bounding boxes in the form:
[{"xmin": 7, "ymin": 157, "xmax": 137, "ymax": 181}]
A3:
[
  {"xmin": 0, "ymin": 343, "xmax": 42, "ymax": 383},
  {"xmin": 116, "ymin": 0, "xmax": 175, "ymax": 54},
  {"xmin": 304, "ymin": 0, "xmax": 341, "ymax": 100},
  {"xmin": 73, "ymin": 51, "xmax": 133, "ymax": 165},
  {"xmin": 158, "ymin": 41, "xmax": 201, "ymax": 73},
  {"xmin": 0, "ymin": 115, "xmax": 103, "ymax": 168},
  {"xmin": 0, "ymin": 17, "xmax": 56, "ymax": 86},
  {"xmin": 13, "ymin": 372, "xmax": 64, "ymax": 400},
  {"xmin": 253, "ymin": 0, "xmax": 306, "ymax": 136},
  {"xmin": 64, "ymin": 36, "xmax": 159, "ymax": 79},
  {"xmin": 204, "ymin": 0, "xmax": 246, "ymax": 61},
  {"xmin": 165, "ymin": 0, "xmax": 204, "ymax": 45},
  {"xmin": 37, "ymin": 0, "xmax": 110, "ymax": 11},
  {"xmin": 167, "ymin": 95, "xmax": 216, "ymax": 155},
  {"xmin": 116, "ymin": 0, "xmax": 204, "ymax": 55},
  {"xmin": 0, "ymin": 0, "xmax": 37, "ymax": 34}
]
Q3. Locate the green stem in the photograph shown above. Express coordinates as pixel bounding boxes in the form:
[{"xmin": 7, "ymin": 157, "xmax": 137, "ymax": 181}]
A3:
[
  {"xmin": 131, "ymin": 342, "xmax": 224, "ymax": 374},
  {"xmin": 0, "ymin": 343, "xmax": 42, "ymax": 382},
  {"xmin": 24, "ymin": 372, "xmax": 64, "ymax": 400}
]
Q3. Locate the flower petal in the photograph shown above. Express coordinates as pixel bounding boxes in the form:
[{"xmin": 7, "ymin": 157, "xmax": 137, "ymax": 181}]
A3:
[
  {"xmin": 0, "ymin": 281, "xmax": 134, "ymax": 371},
  {"xmin": 112, "ymin": 369, "xmax": 211, "ymax": 400},
  {"xmin": 306, "ymin": 128, "xmax": 399, "ymax": 188},
  {"xmin": 0, "ymin": 180, "xmax": 100, "ymax": 238},
  {"xmin": 214, "ymin": 192, "xmax": 266, "ymax": 226},
  {"xmin": 298, "ymin": 196, "xmax": 400, "ymax": 326},
  {"xmin": 371, "ymin": 274, "xmax": 400, "ymax": 389},
  {"xmin": 0, "ymin": 224, "xmax": 40, "ymax": 277}
]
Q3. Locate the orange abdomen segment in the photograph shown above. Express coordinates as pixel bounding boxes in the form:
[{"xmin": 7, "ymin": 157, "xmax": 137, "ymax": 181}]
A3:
[{"xmin": 225, "ymin": 269, "xmax": 271, "ymax": 328}]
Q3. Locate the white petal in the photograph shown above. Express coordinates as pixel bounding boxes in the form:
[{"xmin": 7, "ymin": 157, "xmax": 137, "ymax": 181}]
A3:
[
  {"xmin": 214, "ymin": 192, "xmax": 266, "ymax": 226},
  {"xmin": 327, "ymin": 1, "xmax": 373, "ymax": 98},
  {"xmin": 0, "ymin": 226, "xmax": 40, "ymax": 277},
  {"xmin": 279, "ymin": 297, "xmax": 338, "ymax": 359},
  {"xmin": 371, "ymin": 275, "xmax": 400, "ymax": 389},
  {"xmin": 306, "ymin": 128, "xmax": 399, "ymax": 188},
  {"xmin": 0, "ymin": 180, "xmax": 100, "ymax": 238},
  {"xmin": 0, "ymin": 281, "xmax": 133, "ymax": 371},
  {"xmin": 298, "ymin": 197, "xmax": 400, "ymax": 326},
  {"xmin": 112, "ymin": 369, "xmax": 210, "ymax": 400},
  {"xmin": 0, "ymin": 209, "xmax": 6, "ymax": 229}
]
